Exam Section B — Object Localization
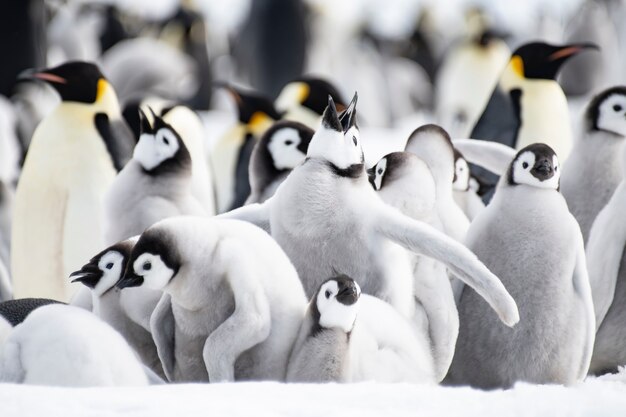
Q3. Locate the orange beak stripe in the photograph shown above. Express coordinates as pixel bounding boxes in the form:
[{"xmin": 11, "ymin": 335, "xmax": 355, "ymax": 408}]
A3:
[
  {"xmin": 32, "ymin": 72, "xmax": 67, "ymax": 84},
  {"xmin": 548, "ymin": 47, "xmax": 581, "ymax": 61}
]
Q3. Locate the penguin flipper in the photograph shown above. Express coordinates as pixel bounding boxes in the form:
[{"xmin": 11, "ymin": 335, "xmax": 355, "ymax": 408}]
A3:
[
  {"xmin": 150, "ymin": 293, "xmax": 175, "ymax": 382},
  {"xmin": 94, "ymin": 113, "xmax": 134, "ymax": 172},
  {"xmin": 0, "ymin": 257, "xmax": 12, "ymax": 302},
  {"xmin": 574, "ymin": 234, "xmax": 596, "ymax": 380},
  {"xmin": 469, "ymin": 87, "xmax": 521, "ymax": 148},
  {"xmin": 586, "ymin": 184, "xmax": 626, "ymax": 328},
  {"xmin": 217, "ymin": 198, "xmax": 272, "ymax": 234},
  {"xmin": 0, "ymin": 337, "xmax": 24, "ymax": 383},
  {"xmin": 372, "ymin": 202, "xmax": 519, "ymax": 327},
  {"xmin": 452, "ymin": 139, "xmax": 516, "ymax": 176}
]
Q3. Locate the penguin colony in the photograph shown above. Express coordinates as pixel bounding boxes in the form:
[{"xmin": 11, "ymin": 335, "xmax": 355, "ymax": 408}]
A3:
[{"xmin": 0, "ymin": 2, "xmax": 626, "ymax": 393}]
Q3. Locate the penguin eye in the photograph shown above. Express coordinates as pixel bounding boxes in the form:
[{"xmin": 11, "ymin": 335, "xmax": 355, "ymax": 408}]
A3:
[
  {"xmin": 105, "ymin": 262, "xmax": 114, "ymax": 270},
  {"xmin": 162, "ymin": 137, "xmax": 170, "ymax": 145},
  {"xmin": 353, "ymin": 136, "xmax": 357, "ymax": 146},
  {"xmin": 143, "ymin": 261, "xmax": 152, "ymax": 271},
  {"xmin": 325, "ymin": 290, "xmax": 331, "ymax": 299},
  {"xmin": 284, "ymin": 140, "xmax": 293, "ymax": 146},
  {"xmin": 522, "ymin": 162, "xmax": 529, "ymax": 169},
  {"xmin": 614, "ymin": 104, "xmax": 623, "ymax": 112},
  {"xmin": 378, "ymin": 168, "xmax": 383, "ymax": 174}
]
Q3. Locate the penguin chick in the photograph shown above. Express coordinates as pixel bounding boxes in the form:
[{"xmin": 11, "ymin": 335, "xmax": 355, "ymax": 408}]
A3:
[
  {"xmin": 70, "ymin": 237, "xmax": 164, "ymax": 378},
  {"xmin": 0, "ymin": 304, "xmax": 149, "ymax": 386},
  {"xmin": 561, "ymin": 86, "xmax": 626, "ymax": 242},
  {"xmin": 447, "ymin": 143, "xmax": 595, "ymax": 389},
  {"xmin": 104, "ymin": 110, "xmax": 205, "ymax": 245},
  {"xmin": 12, "ymin": 61, "xmax": 135, "ymax": 301},
  {"xmin": 115, "ymin": 216, "xmax": 307, "ymax": 383},
  {"xmin": 246, "ymin": 121, "xmax": 314, "ymax": 204},
  {"xmin": 275, "ymin": 76, "xmax": 346, "ymax": 130},
  {"xmin": 452, "ymin": 149, "xmax": 485, "ymax": 220},
  {"xmin": 287, "ymin": 276, "xmax": 360, "ymax": 383}
]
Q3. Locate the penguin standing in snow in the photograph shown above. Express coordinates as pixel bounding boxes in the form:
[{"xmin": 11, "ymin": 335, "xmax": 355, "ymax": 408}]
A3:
[
  {"xmin": 12, "ymin": 61, "xmax": 134, "ymax": 301},
  {"xmin": 561, "ymin": 86, "xmax": 626, "ymax": 242},
  {"xmin": 246, "ymin": 121, "xmax": 313, "ymax": 204},
  {"xmin": 447, "ymin": 144, "xmax": 595, "ymax": 389}
]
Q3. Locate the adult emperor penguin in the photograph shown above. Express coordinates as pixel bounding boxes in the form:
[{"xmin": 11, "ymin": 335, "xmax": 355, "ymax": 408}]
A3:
[
  {"xmin": 586, "ymin": 140, "xmax": 626, "ymax": 374},
  {"xmin": 116, "ymin": 216, "xmax": 307, "ymax": 382},
  {"xmin": 470, "ymin": 42, "xmax": 597, "ymax": 160},
  {"xmin": 70, "ymin": 237, "xmax": 164, "ymax": 378},
  {"xmin": 367, "ymin": 152, "xmax": 458, "ymax": 381},
  {"xmin": 0, "ymin": 298, "xmax": 62, "ymax": 326},
  {"xmin": 246, "ymin": 120, "xmax": 314, "ymax": 204},
  {"xmin": 221, "ymin": 95, "xmax": 519, "ymax": 331},
  {"xmin": 452, "ymin": 149, "xmax": 485, "ymax": 221},
  {"xmin": 275, "ymin": 77, "xmax": 346, "ymax": 130},
  {"xmin": 287, "ymin": 275, "xmax": 435, "ymax": 383},
  {"xmin": 447, "ymin": 144, "xmax": 595, "ymax": 389},
  {"xmin": 211, "ymin": 85, "xmax": 282, "ymax": 212},
  {"xmin": 404, "ymin": 124, "xmax": 470, "ymax": 243},
  {"xmin": 561, "ymin": 86, "xmax": 626, "ymax": 242},
  {"xmin": 103, "ymin": 110, "xmax": 206, "ymax": 245},
  {"xmin": 0, "ymin": 304, "xmax": 150, "ymax": 386},
  {"xmin": 12, "ymin": 61, "xmax": 135, "ymax": 301}
]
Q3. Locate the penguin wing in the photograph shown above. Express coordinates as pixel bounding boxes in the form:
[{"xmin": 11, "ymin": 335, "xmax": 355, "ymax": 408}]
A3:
[
  {"xmin": 586, "ymin": 183, "xmax": 626, "ymax": 328},
  {"xmin": 372, "ymin": 202, "xmax": 519, "ymax": 327},
  {"xmin": 452, "ymin": 139, "xmax": 516, "ymax": 176},
  {"xmin": 470, "ymin": 87, "xmax": 521, "ymax": 148},
  {"xmin": 0, "ymin": 332, "xmax": 25, "ymax": 383},
  {"xmin": 150, "ymin": 293, "xmax": 175, "ymax": 382},
  {"xmin": 572, "ymin": 233, "xmax": 596, "ymax": 380},
  {"xmin": 0, "ymin": 257, "xmax": 12, "ymax": 302},
  {"xmin": 217, "ymin": 198, "xmax": 272, "ymax": 234},
  {"xmin": 94, "ymin": 113, "xmax": 135, "ymax": 172}
]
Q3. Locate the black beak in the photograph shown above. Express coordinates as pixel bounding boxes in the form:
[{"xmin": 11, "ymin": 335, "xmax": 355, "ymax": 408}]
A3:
[
  {"xmin": 69, "ymin": 264, "xmax": 102, "ymax": 289},
  {"xmin": 531, "ymin": 158, "xmax": 554, "ymax": 180},
  {"xmin": 336, "ymin": 283, "xmax": 359, "ymax": 306},
  {"xmin": 321, "ymin": 95, "xmax": 342, "ymax": 132},
  {"xmin": 116, "ymin": 270, "xmax": 144, "ymax": 289},
  {"xmin": 339, "ymin": 92, "xmax": 358, "ymax": 132},
  {"xmin": 17, "ymin": 68, "xmax": 67, "ymax": 84},
  {"xmin": 366, "ymin": 167, "xmax": 377, "ymax": 189},
  {"xmin": 548, "ymin": 43, "xmax": 598, "ymax": 63}
]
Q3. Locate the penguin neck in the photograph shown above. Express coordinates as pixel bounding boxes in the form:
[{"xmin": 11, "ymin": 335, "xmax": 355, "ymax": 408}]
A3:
[
  {"xmin": 92, "ymin": 287, "xmax": 122, "ymax": 320},
  {"xmin": 54, "ymin": 85, "xmax": 122, "ymax": 124},
  {"xmin": 570, "ymin": 131, "xmax": 625, "ymax": 182}
]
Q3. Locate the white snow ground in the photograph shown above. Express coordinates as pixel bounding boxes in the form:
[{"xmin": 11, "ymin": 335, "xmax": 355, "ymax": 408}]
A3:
[{"xmin": 1, "ymin": 378, "xmax": 625, "ymax": 416}]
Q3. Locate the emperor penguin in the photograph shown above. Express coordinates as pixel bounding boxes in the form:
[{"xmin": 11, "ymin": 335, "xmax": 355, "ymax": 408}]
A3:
[
  {"xmin": 0, "ymin": 304, "xmax": 150, "ymax": 386},
  {"xmin": 103, "ymin": 110, "xmax": 206, "ymax": 245},
  {"xmin": 275, "ymin": 77, "xmax": 346, "ymax": 130},
  {"xmin": 287, "ymin": 276, "xmax": 435, "ymax": 383},
  {"xmin": 246, "ymin": 121, "xmax": 314, "ymax": 204},
  {"xmin": 0, "ymin": 298, "xmax": 63, "ymax": 326},
  {"xmin": 221, "ymin": 95, "xmax": 520, "ymax": 331},
  {"xmin": 585, "ymin": 139, "xmax": 626, "ymax": 374},
  {"xmin": 561, "ymin": 86, "xmax": 626, "ymax": 243},
  {"xmin": 404, "ymin": 124, "xmax": 470, "ymax": 243},
  {"xmin": 211, "ymin": 85, "xmax": 282, "ymax": 212},
  {"xmin": 115, "ymin": 216, "xmax": 307, "ymax": 383},
  {"xmin": 70, "ymin": 237, "xmax": 164, "ymax": 378},
  {"xmin": 470, "ymin": 42, "xmax": 597, "ymax": 160},
  {"xmin": 447, "ymin": 144, "xmax": 595, "ymax": 389},
  {"xmin": 12, "ymin": 61, "xmax": 135, "ymax": 301},
  {"xmin": 0, "ymin": 180, "xmax": 13, "ymax": 272},
  {"xmin": 452, "ymin": 149, "xmax": 485, "ymax": 221},
  {"xmin": 367, "ymin": 152, "xmax": 458, "ymax": 381}
]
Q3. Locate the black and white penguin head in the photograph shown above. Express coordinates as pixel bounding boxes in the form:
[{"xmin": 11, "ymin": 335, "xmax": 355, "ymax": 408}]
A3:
[
  {"xmin": 507, "ymin": 143, "xmax": 560, "ymax": 190},
  {"xmin": 132, "ymin": 109, "xmax": 191, "ymax": 175},
  {"xmin": 585, "ymin": 86, "xmax": 626, "ymax": 137},
  {"xmin": 452, "ymin": 149, "xmax": 470, "ymax": 191},
  {"xmin": 505, "ymin": 42, "xmax": 597, "ymax": 81},
  {"xmin": 219, "ymin": 84, "xmax": 282, "ymax": 137},
  {"xmin": 307, "ymin": 93, "xmax": 363, "ymax": 173},
  {"xmin": 117, "ymin": 226, "xmax": 181, "ymax": 291},
  {"xmin": 313, "ymin": 275, "xmax": 361, "ymax": 333},
  {"xmin": 262, "ymin": 121, "xmax": 313, "ymax": 170},
  {"xmin": 275, "ymin": 77, "xmax": 345, "ymax": 116},
  {"xmin": 368, "ymin": 152, "xmax": 425, "ymax": 191},
  {"xmin": 70, "ymin": 237, "xmax": 138, "ymax": 296},
  {"xmin": 20, "ymin": 61, "xmax": 115, "ymax": 106}
]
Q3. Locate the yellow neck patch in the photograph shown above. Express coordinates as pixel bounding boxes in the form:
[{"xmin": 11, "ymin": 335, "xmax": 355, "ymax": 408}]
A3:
[
  {"xmin": 297, "ymin": 83, "xmax": 310, "ymax": 104},
  {"xmin": 510, "ymin": 55, "xmax": 524, "ymax": 78},
  {"xmin": 96, "ymin": 78, "xmax": 108, "ymax": 103},
  {"xmin": 248, "ymin": 111, "xmax": 274, "ymax": 136}
]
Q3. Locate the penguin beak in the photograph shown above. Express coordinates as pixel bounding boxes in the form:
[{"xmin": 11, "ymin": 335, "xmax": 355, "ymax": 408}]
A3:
[
  {"xmin": 339, "ymin": 92, "xmax": 358, "ymax": 132},
  {"xmin": 321, "ymin": 96, "xmax": 342, "ymax": 132},
  {"xmin": 18, "ymin": 68, "xmax": 67, "ymax": 84},
  {"xmin": 366, "ymin": 167, "xmax": 377, "ymax": 189},
  {"xmin": 116, "ymin": 270, "xmax": 144, "ymax": 289},
  {"xmin": 531, "ymin": 158, "xmax": 554, "ymax": 181},
  {"xmin": 70, "ymin": 264, "xmax": 102, "ymax": 289},
  {"xmin": 548, "ymin": 43, "xmax": 598, "ymax": 62},
  {"xmin": 336, "ymin": 283, "xmax": 360, "ymax": 306}
]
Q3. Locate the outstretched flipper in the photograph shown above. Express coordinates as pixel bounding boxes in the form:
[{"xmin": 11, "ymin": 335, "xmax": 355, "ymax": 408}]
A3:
[
  {"xmin": 452, "ymin": 139, "xmax": 516, "ymax": 176},
  {"xmin": 373, "ymin": 202, "xmax": 519, "ymax": 327},
  {"xmin": 586, "ymin": 183, "xmax": 626, "ymax": 328},
  {"xmin": 150, "ymin": 293, "xmax": 176, "ymax": 382},
  {"xmin": 217, "ymin": 198, "xmax": 273, "ymax": 234}
]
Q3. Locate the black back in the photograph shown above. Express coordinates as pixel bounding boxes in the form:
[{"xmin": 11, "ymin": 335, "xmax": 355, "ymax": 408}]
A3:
[{"xmin": 0, "ymin": 298, "xmax": 64, "ymax": 326}]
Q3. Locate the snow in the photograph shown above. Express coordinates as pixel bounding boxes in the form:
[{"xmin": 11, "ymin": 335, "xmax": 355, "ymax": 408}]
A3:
[{"xmin": 1, "ymin": 378, "xmax": 625, "ymax": 416}]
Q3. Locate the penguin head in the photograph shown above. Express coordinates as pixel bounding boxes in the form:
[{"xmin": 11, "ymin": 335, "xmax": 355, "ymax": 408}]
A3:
[
  {"xmin": 312, "ymin": 275, "xmax": 361, "ymax": 333},
  {"xmin": 585, "ymin": 86, "xmax": 626, "ymax": 137},
  {"xmin": 307, "ymin": 93, "xmax": 364, "ymax": 173},
  {"xmin": 505, "ymin": 42, "xmax": 597, "ymax": 81},
  {"xmin": 405, "ymin": 124, "xmax": 455, "ymax": 184},
  {"xmin": 219, "ymin": 84, "xmax": 282, "ymax": 137},
  {"xmin": 21, "ymin": 61, "xmax": 114, "ymax": 105},
  {"xmin": 368, "ymin": 152, "xmax": 424, "ymax": 191},
  {"xmin": 262, "ymin": 121, "xmax": 313, "ymax": 171},
  {"xmin": 275, "ymin": 77, "xmax": 346, "ymax": 116},
  {"xmin": 132, "ymin": 109, "xmax": 192, "ymax": 176},
  {"xmin": 507, "ymin": 143, "xmax": 560, "ymax": 190},
  {"xmin": 117, "ymin": 226, "xmax": 182, "ymax": 291},
  {"xmin": 70, "ymin": 237, "xmax": 137, "ymax": 296},
  {"xmin": 452, "ymin": 149, "xmax": 470, "ymax": 191}
]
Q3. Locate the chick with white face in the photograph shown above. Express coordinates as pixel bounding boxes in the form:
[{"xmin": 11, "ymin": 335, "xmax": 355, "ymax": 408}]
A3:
[
  {"xmin": 447, "ymin": 143, "xmax": 595, "ymax": 389},
  {"xmin": 116, "ymin": 216, "xmax": 307, "ymax": 383},
  {"xmin": 221, "ymin": 95, "xmax": 519, "ymax": 342},
  {"xmin": 452, "ymin": 149, "xmax": 485, "ymax": 221}
]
